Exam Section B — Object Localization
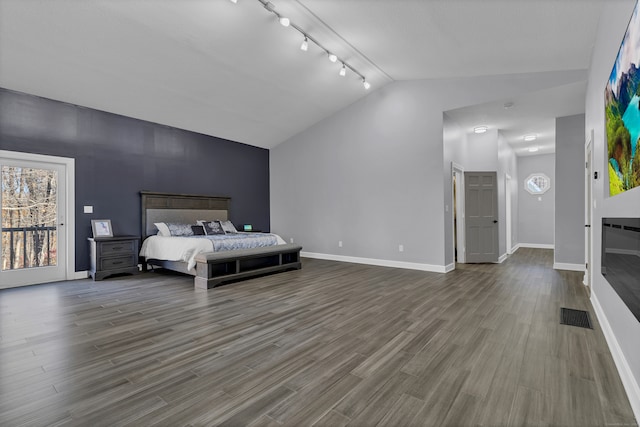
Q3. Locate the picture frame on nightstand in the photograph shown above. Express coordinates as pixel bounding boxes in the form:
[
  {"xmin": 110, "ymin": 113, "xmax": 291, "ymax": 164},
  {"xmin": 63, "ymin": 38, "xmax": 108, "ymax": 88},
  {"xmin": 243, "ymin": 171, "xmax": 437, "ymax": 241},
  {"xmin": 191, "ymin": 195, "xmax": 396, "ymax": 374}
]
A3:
[{"xmin": 91, "ymin": 219, "xmax": 113, "ymax": 238}]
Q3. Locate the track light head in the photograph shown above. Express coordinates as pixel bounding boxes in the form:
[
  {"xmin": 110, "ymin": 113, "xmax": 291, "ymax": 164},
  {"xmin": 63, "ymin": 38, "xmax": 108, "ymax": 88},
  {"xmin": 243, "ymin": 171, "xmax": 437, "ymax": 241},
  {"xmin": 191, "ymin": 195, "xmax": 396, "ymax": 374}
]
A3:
[
  {"xmin": 339, "ymin": 64, "xmax": 346, "ymax": 76},
  {"xmin": 363, "ymin": 79, "xmax": 371, "ymax": 90},
  {"xmin": 279, "ymin": 16, "xmax": 290, "ymax": 27},
  {"xmin": 328, "ymin": 53, "xmax": 337, "ymax": 63},
  {"xmin": 300, "ymin": 37, "xmax": 308, "ymax": 51}
]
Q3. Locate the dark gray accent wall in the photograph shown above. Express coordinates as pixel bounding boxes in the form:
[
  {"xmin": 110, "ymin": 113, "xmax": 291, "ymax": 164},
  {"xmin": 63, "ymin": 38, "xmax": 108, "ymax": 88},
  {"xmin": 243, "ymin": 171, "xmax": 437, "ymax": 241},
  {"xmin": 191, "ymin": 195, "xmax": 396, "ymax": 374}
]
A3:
[{"xmin": 0, "ymin": 88, "xmax": 270, "ymax": 271}]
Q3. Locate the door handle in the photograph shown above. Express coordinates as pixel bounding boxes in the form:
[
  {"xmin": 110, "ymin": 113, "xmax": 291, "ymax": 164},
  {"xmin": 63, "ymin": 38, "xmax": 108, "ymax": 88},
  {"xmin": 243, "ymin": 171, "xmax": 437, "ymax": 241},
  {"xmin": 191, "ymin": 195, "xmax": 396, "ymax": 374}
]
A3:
[
  {"xmin": 493, "ymin": 220, "xmax": 498, "ymax": 223},
  {"xmin": 585, "ymin": 224, "xmax": 591, "ymax": 228}
]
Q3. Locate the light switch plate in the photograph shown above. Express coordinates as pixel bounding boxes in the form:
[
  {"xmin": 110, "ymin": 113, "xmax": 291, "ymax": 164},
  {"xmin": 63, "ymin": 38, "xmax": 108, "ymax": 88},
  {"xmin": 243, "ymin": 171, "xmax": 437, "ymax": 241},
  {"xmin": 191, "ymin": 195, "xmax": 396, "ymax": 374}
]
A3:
[{"xmin": 84, "ymin": 205, "xmax": 93, "ymax": 214}]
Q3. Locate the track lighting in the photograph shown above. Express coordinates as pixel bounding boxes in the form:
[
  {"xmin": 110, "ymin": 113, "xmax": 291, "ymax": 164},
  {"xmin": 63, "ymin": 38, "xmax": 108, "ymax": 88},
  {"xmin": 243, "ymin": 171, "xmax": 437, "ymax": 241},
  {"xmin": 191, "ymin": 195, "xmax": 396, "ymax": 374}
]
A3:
[
  {"xmin": 254, "ymin": 0, "xmax": 369, "ymax": 90},
  {"xmin": 263, "ymin": 1, "xmax": 275, "ymax": 11}
]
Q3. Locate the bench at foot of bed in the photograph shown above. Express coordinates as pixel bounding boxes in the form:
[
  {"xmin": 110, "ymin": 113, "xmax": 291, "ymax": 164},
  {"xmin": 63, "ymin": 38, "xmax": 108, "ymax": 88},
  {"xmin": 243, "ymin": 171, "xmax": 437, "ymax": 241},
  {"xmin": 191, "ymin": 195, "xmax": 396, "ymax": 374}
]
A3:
[{"xmin": 193, "ymin": 244, "xmax": 302, "ymax": 289}]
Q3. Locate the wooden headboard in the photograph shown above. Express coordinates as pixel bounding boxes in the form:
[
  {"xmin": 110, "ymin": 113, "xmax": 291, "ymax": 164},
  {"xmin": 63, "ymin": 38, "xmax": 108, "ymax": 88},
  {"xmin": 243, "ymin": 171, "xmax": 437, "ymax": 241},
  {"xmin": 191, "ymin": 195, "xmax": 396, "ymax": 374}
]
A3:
[{"xmin": 140, "ymin": 191, "xmax": 231, "ymax": 239}]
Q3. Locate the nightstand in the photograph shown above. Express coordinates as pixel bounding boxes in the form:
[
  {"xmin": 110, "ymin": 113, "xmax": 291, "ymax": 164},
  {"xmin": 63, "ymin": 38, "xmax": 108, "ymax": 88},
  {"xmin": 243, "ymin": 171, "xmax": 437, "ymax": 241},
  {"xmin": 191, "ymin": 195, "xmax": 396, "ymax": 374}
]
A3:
[{"xmin": 88, "ymin": 236, "xmax": 140, "ymax": 280}]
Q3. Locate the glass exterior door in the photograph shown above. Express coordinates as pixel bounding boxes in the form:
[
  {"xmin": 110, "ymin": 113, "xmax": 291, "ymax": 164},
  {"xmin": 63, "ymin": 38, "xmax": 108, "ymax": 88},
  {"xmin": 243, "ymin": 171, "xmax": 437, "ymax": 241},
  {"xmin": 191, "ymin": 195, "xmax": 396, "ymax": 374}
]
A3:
[{"xmin": 1, "ymin": 159, "xmax": 67, "ymax": 288}]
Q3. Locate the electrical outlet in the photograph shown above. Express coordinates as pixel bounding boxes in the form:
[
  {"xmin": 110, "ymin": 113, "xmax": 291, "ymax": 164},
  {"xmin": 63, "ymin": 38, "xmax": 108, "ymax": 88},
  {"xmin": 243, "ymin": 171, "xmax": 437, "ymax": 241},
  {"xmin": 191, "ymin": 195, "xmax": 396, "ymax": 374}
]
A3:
[
  {"xmin": 399, "ymin": 244, "xmax": 404, "ymax": 252},
  {"xmin": 338, "ymin": 241, "xmax": 343, "ymax": 247}
]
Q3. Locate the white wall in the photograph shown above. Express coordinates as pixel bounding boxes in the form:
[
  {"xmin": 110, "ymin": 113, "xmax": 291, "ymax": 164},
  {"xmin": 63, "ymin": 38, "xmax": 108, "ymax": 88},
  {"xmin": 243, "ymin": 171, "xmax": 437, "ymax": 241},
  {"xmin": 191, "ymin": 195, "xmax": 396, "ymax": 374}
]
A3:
[
  {"xmin": 271, "ymin": 70, "xmax": 587, "ymax": 271},
  {"xmin": 555, "ymin": 114, "xmax": 586, "ymax": 268},
  {"xmin": 585, "ymin": 0, "xmax": 640, "ymax": 416},
  {"xmin": 517, "ymin": 154, "xmax": 555, "ymax": 246}
]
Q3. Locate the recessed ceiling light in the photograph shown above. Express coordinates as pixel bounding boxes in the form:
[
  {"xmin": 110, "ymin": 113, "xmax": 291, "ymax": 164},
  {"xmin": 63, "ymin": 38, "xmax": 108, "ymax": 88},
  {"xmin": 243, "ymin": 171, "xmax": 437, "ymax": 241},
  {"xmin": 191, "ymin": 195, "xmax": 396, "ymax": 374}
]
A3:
[
  {"xmin": 524, "ymin": 135, "xmax": 537, "ymax": 142},
  {"xmin": 474, "ymin": 126, "xmax": 488, "ymax": 134},
  {"xmin": 504, "ymin": 102, "xmax": 514, "ymax": 109},
  {"xmin": 528, "ymin": 146, "xmax": 539, "ymax": 153}
]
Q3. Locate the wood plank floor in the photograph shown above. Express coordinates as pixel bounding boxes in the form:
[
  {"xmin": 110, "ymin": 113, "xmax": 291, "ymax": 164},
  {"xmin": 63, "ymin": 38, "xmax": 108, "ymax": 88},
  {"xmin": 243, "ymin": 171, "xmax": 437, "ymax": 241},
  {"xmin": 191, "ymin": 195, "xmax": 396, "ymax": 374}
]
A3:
[{"xmin": 0, "ymin": 248, "xmax": 636, "ymax": 426}]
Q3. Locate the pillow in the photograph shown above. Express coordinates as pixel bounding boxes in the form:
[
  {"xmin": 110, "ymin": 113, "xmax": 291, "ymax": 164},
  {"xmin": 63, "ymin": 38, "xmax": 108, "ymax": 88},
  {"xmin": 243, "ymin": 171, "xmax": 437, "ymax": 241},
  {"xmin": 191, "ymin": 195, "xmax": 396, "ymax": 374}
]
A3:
[
  {"xmin": 197, "ymin": 219, "xmax": 238, "ymax": 234},
  {"xmin": 203, "ymin": 221, "xmax": 225, "ymax": 235},
  {"xmin": 220, "ymin": 220, "xmax": 238, "ymax": 234},
  {"xmin": 191, "ymin": 225, "xmax": 206, "ymax": 236},
  {"xmin": 166, "ymin": 223, "xmax": 194, "ymax": 236},
  {"xmin": 154, "ymin": 222, "xmax": 171, "ymax": 237}
]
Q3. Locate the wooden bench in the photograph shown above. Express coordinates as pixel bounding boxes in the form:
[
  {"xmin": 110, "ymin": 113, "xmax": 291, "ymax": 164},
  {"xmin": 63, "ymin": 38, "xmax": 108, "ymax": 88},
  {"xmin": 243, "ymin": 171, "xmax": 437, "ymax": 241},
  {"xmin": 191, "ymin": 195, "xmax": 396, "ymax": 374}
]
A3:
[{"xmin": 193, "ymin": 243, "xmax": 302, "ymax": 289}]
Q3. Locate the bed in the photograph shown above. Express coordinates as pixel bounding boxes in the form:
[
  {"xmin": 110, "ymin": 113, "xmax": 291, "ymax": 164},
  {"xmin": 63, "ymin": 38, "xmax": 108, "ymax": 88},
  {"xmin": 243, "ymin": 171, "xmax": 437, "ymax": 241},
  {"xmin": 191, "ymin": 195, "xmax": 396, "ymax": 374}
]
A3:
[{"xmin": 139, "ymin": 191, "xmax": 302, "ymax": 289}]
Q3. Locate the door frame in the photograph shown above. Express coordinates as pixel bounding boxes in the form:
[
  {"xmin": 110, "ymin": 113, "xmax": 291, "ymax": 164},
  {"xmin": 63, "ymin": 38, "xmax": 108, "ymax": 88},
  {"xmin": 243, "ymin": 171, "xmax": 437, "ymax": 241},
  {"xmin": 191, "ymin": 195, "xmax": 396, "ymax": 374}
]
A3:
[
  {"xmin": 0, "ymin": 150, "xmax": 76, "ymax": 285},
  {"xmin": 452, "ymin": 162, "xmax": 465, "ymax": 263},
  {"xmin": 584, "ymin": 131, "xmax": 593, "ymax": 290},
  {"xmin": 505, "ymin": 173, "xmax": 513, "ymax": 255}
]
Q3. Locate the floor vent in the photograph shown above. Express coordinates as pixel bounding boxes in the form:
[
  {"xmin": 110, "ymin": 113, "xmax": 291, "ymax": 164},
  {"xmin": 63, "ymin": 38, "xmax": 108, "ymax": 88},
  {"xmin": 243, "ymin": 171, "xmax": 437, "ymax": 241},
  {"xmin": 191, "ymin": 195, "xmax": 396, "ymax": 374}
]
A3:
[{"xmin": 560, "ymin": 308, "xmax": 593, "ymax": 329}]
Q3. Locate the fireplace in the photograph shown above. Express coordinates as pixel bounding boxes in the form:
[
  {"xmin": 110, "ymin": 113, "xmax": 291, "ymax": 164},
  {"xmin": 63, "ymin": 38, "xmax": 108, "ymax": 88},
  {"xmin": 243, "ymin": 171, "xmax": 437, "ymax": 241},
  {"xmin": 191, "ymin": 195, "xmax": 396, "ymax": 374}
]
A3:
[{"xmin": 601, "ymin": 217, "xmax": 640, "ymax": 323}]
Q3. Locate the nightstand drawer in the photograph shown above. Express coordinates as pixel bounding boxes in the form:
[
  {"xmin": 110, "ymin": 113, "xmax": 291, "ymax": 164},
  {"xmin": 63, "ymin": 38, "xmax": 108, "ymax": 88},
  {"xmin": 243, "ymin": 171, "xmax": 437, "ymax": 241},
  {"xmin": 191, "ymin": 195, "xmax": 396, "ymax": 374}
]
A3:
[
  {"xmin": 101, "ymin": 240, "xmax": 136, "ymax": 255},
  {"xmin": 101, "ymin": 254, "xmax": 137, "ymax": 270}
]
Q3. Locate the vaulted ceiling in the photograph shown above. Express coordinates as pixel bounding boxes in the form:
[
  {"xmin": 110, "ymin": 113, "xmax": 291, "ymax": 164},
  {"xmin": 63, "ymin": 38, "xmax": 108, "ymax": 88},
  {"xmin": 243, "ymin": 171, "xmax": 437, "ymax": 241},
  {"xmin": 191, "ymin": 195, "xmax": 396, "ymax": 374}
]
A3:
[{"xmin": 0, "ymin": 0, "xmax": 609, "ymax": 150}]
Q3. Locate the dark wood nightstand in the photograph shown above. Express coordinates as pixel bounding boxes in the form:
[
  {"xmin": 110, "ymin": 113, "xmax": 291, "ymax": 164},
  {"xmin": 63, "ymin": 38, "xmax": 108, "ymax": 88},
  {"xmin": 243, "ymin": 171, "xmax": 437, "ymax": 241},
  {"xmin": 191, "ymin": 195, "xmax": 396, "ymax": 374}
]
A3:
[{"xmin": 88, "ymin": 236, "xmax": 140, "ymax": 281}]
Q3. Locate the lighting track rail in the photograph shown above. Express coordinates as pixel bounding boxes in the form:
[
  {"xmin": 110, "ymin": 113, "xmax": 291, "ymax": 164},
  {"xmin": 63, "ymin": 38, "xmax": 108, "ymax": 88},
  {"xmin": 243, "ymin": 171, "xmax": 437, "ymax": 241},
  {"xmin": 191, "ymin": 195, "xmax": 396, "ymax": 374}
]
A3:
[{"xmin": 230, "ymin": 0, "xmax": 371, "ymax": 90}]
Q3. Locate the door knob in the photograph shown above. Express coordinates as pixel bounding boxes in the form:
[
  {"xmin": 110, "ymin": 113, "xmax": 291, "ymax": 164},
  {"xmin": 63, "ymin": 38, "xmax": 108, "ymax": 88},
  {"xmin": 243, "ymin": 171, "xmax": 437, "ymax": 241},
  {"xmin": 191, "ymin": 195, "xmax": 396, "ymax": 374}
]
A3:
[{"xmin": 493, "ymin": 220, "xmax": 498, "ymax": 223}]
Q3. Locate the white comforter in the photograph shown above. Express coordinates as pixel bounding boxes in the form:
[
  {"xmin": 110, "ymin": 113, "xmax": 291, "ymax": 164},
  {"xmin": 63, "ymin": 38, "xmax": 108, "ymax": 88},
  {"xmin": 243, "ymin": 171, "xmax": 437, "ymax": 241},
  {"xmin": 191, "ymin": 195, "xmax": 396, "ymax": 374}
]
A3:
[{"xmin": 139, "ymin": 234, "xmax": 286, "ymax": 270}]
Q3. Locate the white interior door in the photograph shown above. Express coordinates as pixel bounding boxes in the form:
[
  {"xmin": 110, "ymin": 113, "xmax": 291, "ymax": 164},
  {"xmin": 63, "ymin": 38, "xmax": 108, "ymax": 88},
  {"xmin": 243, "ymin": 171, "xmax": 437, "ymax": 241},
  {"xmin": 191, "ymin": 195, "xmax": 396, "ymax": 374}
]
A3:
[
  {"xmin": 1, "ymin": 152, "xmax": 72, "ymax": 288},
  {"xmin": 465, "ymin": 171, "xmax": 499, "ymax": 263}
]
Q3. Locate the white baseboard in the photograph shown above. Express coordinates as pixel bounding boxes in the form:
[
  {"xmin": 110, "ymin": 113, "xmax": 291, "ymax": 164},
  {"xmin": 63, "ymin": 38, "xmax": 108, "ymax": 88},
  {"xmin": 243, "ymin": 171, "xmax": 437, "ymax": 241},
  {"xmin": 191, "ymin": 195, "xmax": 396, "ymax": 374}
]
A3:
[
  {"xmin": 511, "ymin": 244, "xmax": 521, "ymax": 253},
  {"xmin": 553, "ymin": 263, "xmax": 585, "ymax": 272},
  {"xmin": 73, "ymin": 271, "xmax": 89, "ymax": 279},
  {"xmin": 498, "ymin": 253, "xmax": 508, "ymax": 263},
  {"xmin": 300, "ymin": 252, "xmax": 448, "ymax": 273},
  {"xmin": 591, "ymin": 294, "xmax": 640, "ymax": 421},
  {"xmin": 517, "ymin": 243, "xmax": 555, "ymax": 249},
  {"xmin": 444, "ymin": 263, "xmax": 455, "ymax": 273}
]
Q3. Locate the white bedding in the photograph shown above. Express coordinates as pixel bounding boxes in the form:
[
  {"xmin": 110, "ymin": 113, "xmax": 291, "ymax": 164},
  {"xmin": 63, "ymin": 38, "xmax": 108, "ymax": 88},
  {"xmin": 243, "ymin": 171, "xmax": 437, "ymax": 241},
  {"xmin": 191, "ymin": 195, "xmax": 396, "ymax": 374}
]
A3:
[{"xmin": 140, "ymin": 233, "xmax": 286, "ymax": 270}]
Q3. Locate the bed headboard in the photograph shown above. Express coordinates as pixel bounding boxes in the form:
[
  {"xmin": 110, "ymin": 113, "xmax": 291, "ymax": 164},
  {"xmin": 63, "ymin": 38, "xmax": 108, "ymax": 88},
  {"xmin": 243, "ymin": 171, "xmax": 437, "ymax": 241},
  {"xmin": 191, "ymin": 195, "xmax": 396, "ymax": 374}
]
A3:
[{"xmin": 140, "ymin": 191, "xmax": 231, "ymax": 239}]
